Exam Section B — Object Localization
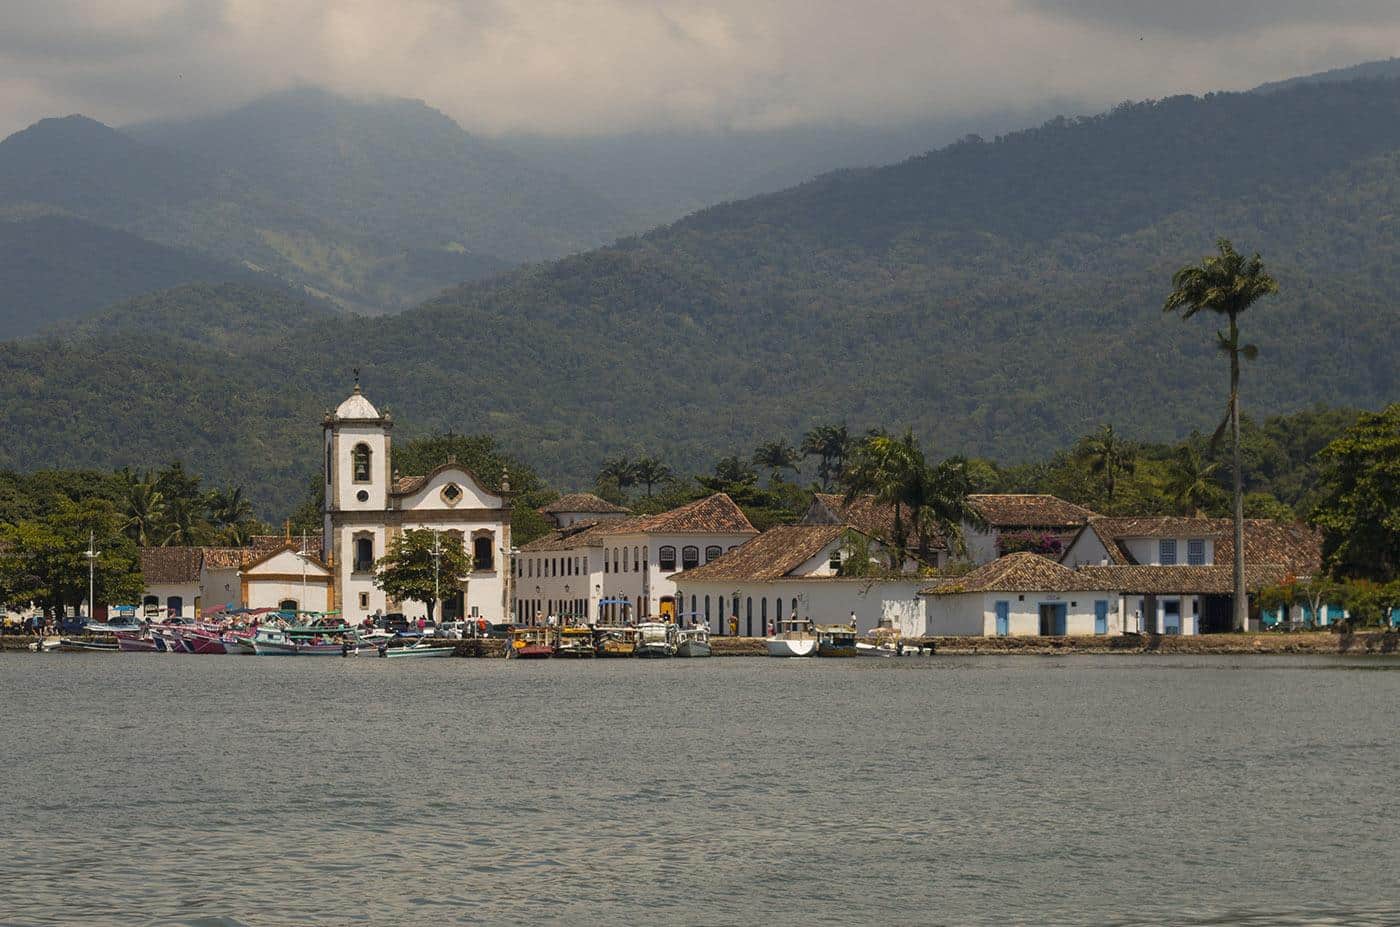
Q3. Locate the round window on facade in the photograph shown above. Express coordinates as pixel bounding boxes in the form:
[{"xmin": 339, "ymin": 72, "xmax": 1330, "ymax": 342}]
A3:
[{"xmin": 356, "ymin": 489, "xmax": 369, "ymax": 502}]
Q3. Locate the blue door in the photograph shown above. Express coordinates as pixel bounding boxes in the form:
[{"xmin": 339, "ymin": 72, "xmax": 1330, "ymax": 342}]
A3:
[
  {"xmin": 1163, "ymin": 599, "xmax": 1181, "ymax": 635},
  {"xmin": 994, "ymin": 601, "xmax": 1009, "ymax": 636},
  {"xmin": 1052, "ymin": 603, "xmax": 1068, "ymax": 635},
  {"xmin": 1094, "ymin": 600, "xmax": 1109, "ymax": 635}
]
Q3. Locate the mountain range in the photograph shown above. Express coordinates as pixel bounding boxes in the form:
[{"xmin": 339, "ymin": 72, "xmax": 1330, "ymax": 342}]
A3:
[{"xmin": 1, "ymin": 67, "xmax": 1399, "ymax": 514}]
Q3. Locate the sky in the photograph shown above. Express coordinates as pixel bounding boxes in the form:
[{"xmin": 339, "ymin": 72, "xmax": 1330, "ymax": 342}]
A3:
[{"xmin": 1, "ymin": 0, "xmax": 1399, "ymax": 138}]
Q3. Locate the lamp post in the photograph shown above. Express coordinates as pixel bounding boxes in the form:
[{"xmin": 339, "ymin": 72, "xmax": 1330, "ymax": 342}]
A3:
[
  {"xmin": 84, "ymin": 530, "xmax": 99, "ymax": 622},
  {"xmin": 431, "ymin": 529, "xmax": 442, "ymax": 623}
]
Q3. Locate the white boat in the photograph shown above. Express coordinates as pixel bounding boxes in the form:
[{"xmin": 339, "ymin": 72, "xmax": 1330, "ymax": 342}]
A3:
[
  {"xmin": 28, "ymin": 636, "xmax": 62, "ymax": 653},
  {"xmin": 856, "ymin": 640, "xmax": 899, "ymax": 657},
  {"xmin": 764, "ymin": 618, "xmax": 818, "ymax": 657},
  {"xmin": 635, "ymin": 621, "xmax": 677, "ymax": 658},
  {"xmin": 675, "ymin": 625, "xmax": 711, "ymax": 658},
  {"xmin": 378, "ymin": 641, "xmax": 457, "ymax": 658}
]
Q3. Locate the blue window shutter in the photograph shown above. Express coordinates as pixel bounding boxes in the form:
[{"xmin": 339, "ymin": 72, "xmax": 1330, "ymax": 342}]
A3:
[{"xmin": 1094, "ymin": 600, "xmax": 1108, "ymax": 635}]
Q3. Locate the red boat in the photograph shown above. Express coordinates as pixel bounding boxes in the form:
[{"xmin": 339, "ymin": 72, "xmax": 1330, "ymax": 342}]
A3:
[
  {"xmin": 511, "ymin": 627, "xmax": 555, "ymax": 659},
  {"xmin": 114, "ymin": 631, "xmax": 159, "ymax": 652}
]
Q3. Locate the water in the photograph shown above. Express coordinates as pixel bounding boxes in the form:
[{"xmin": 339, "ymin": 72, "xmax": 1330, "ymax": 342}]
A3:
[{"xmin": 2, "ymin": 654, "xmax": 1398, "ymax": 927}]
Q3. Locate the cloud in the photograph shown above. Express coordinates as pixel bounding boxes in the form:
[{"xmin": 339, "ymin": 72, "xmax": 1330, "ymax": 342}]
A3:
[{"xmin": 2, "ymin": 0, "xmax": 1400, "ymax": 138}]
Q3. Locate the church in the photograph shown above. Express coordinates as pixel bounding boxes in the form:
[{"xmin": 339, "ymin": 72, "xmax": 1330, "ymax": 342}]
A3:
[{"xmin": 321, "ymin": 384, "xmax": 513, "ymax": 624}]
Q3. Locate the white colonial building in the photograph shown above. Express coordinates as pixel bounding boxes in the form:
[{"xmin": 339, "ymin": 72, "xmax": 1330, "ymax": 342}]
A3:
[
  {"xmin": 321, "ymin": 385, "xmax": 512, "ymax": 624},
  {"xmin": 671, "ymin": 524, "xmax": 928, "ymax": 636},
  {"xmin": 513, "ymin": 492, "xmax": 756, "ymax": 624}
]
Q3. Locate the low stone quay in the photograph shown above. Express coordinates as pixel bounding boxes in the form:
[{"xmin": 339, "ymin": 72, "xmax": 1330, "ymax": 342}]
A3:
[{"xmin": 5, "ymin": 630, "xmax": 1397, "ymax": 656}]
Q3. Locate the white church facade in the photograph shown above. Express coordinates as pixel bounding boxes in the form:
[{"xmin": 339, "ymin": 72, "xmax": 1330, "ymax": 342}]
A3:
[{"xmin": 321, "ymin": 385, "xmax": 513, "ymax": 624}]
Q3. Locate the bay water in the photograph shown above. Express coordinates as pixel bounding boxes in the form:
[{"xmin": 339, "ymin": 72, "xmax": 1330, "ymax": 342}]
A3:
[{"xmin": 2, "ymin": 654, "xmax": 1397, "ymax": 926}]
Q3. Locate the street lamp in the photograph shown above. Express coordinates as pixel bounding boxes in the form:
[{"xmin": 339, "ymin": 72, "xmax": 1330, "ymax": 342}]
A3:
[{"xmin": 84, "ymin": 530, "xmax": 99, "ymax": 623}]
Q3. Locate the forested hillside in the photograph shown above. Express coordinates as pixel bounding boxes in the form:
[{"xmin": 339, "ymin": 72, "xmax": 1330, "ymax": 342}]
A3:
[
  {"xmin": 1, "ymin": 79, "xmax": 1398, "ymax": 512},
  {"xmin": 0, "ymin": 91, "xmax": 631, "ymax": 333}
]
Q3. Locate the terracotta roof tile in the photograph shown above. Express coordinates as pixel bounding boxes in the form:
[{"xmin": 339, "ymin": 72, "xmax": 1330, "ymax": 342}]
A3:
[
  {"xmin": 1076, "ymin": 564, "xmax": 1291, "ymax": 595},
  {"xmin": 807, "ymin": 493, "xmax": 948, "ymax": 550},
  {"xmin": 922, "ymin": 552, "xmax": 1109, "ymax": 594},
  {"xmin": 1081, "ymin": 517, "xmax": 1322, "ymax": 573},
  {"xmin": 200, "ymin": 547, "xmax": 247, "ymax": 570},
  {"xmin": 601, "ymin": 493, "xmax": 756, "ymax": 536},
  {"xmin": 967, "ymin": 494, "xmax": 1095, "ymax": 527},
  {"xmin": 670, "ymin": 525, "xmax": 845, "ymax": 582},
  {"xmin": 517, "ymin": 520, "xmax": 613, "ymax": 552},
  {"xmin": 539, "ymin": 492, "xmax": 630, "ymax": 515},
  {"xmin": 139, "ymin": 547, "xmax": 203, "ymax": 584}
]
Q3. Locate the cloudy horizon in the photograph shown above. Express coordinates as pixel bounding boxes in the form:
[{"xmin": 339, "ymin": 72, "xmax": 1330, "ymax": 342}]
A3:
[{"xmin": 1, "ymin": 1, "xmax": 1399, "ymax": 139}]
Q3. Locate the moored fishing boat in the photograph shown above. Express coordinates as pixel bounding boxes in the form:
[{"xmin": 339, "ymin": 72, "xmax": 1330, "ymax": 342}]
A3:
[
  {"xmin": 114, "ymin": 631, "xmax": 160, "ymax": 652},
  {"xmin": 511, "ymin": 626, "xmax": 555, "ymax": 659},
  {"xmin": 56, "ymin": 637, "xmax": 119, "ymax": 652},
  {"xmin": 815, "ymin": 624, "xmax": 858, "ymax": 657},
  {"xmin": 634, "ymin": 621, "xmax": 677, "ymax": 658},
  {"xmin": 765, "ymin": 618, "xmax": 818, "ymax": 657},
  {"xmin": 594, "ymin": 626, "xmax": 636, "ymax": 657},
  {"xmin": 379, "ymin": 641, "xmax": 457, "ymax": 658},
  {"xmin": 555, "ymin": 625, "xmax": 596, "ymax": 658},
  {"xmin": 675, "ymin": 624, "xmax": 711, "ymax": 658}
]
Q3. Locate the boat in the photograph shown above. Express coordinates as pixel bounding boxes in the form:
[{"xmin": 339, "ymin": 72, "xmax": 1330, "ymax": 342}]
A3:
[
  {"xmin": 379, "ymin": 641, "xmax": 457, "ymax": 658},
  {"xmin": 635, "ymin": 621, "xmax": 677, "ymax": 658},
  {"xmin": 675, "ymin": 624, "xmax": 711, "ymax": 658},
  {"xmin": 56, "ymin": 637, "xmax": 118, "ymax": 652},
  {"xmin": 114, "ymin": 631, "xmax": 160, "ymax": 653},
  {"xmin": 27, "ymin": 637, "xmax": 62, "ymax": 653},
  {"xmin": 511, "ymin": 626, "xmax": 555, "ymax": 659},
  {"xmin": 555, "ymin": 625, "xmax": 596, "ymax": 658},
  {"xmin": 816, "ymin": 624, "xmax": 858, "ymax": 657},
  {"xmin": 251, "ymin": 627, "xmax": 357, "ymax": 656},
  {"xmin": 764, "ymin": 618, "xmax": 818, "ymax": 658},
  {"xmin": 594, "ymin": 626, "xmax": 637, "ymax": 657}
]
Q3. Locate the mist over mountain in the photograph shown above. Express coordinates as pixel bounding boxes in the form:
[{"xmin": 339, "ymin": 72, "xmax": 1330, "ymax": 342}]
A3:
[{"xmin": 2, "ymin": 72, "xmax": 1398, "ymax": 514}]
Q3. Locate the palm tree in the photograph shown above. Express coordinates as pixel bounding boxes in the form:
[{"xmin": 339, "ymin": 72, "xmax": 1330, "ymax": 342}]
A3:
[
  {"xmin": 801, "ymin": 424, "xmax": 851, "ymax": 490},
  {"xmin": 597, "ymin": 457, "xmax": 636, "ymax": 492},
  {"xmin": 1080, "ymin": 424, "xmax": 1137, "ymax": 505},
  {"xmin": 1164, "ymin": 239, "xmax": 1278, "ymax": 631},
  {"xmin": 630, "ymin": 457, "xmax": 673, "ymax": 497},
  {"xmin": 844, "ymin": 430, "xmax": 983, "ymax": 567},
  {"xmin": 209, "ymin": 486, "xmax": 254, "ymax": 545},
  {"xmin": 1167, "ymin": 444, "xmax": 1223, "ymax": 516},
  {"xmin": 712, "ymin": 455, "xmax": 757, "ymax": 486},
  {"xmin": 163, "ymin": 496, "xmax": 206, "ymax": 547},
  {"xmin": 122, "ymin": 472, "xmax": 165, "ymax": 547},
  {"xmin": 752, "ymin": 439, "xmax": 801, "ymax": 483}
]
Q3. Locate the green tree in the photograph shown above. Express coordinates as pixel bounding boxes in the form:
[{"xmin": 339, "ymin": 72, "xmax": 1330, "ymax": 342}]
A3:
[
  {"xmin": 373, "ymin": 528, "xmax": 473, "ymax": 622},
  {"xmin": 630, "ymin": 456, "xmax": 674, "ymax": 498},
  {"xmin": 209, "ymin": 486, "xmax": 257, "ymax": 545},
  {"xmin": 1079, "ymin": 424, "xmax": 1137, "ymax": 505},
  {"xmin": 752, "ymin": 439, "xmax": 801, "ymax": 483},
  {"xmin": 1167, "ymin": 443, "xmax": 1224, "ymax": 516},
  {"xmin": 1164, "ymin": 238, "xmax": 1279, "ymax": 630},
  {"xmin": 0, "ymin": 497, "xmax": 142, "ymax": 617},
  {"xmin": 800, "ymin": 424, "xmax": 851, "ymax": 490},
  {"xmin": 597, "ymin": 456, "xmax": 637, "ymax": 494},
  {"xmin": 121, "ymin": 471, "xmax": 166, "ymax": 547},
  {"xmin": 1310, "ymin": 404, "xmax": 1400, "ymax": 582}
]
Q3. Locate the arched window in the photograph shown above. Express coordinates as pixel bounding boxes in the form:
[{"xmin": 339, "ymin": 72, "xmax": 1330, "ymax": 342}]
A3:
[
  {"xmin": 352, "ymin": 443, "xmax": 371, "ymax": 483},
  {"xmin": 633, "ymin": 547, "xmax": 640, "ymax": 572},
  {"xmin": 705, "ymin": 545, "xmax": 722, "ymax": 562},
  {"xmin": 659, "ymin": 546, "xmax": 677, "ymax": 571},
  {"xmin": 732, "ymin": 595, "xmax": 740, "ymax": 625},
  {"xmin": 613, "ymin": 548, "xmax": 619, "ymax": 573},
  {"xmin": 746, "ymin": 597, "xmax": 753, "ymax": 636},
  {"xmin": 761, "ymin": 598, "xmax": 768, "ymax": 631},
  {"xmin": 682, "ymin": 546, "xmax": 700, "ymax": 570},
  {"xmin": 704, "ymin": 595, "xmax": 711, "ymax": 630},
  {"xmin": 279, "ymin": 598, "xmax": 299, "ymax": 614},
  {"xmin": 776, "ymin": 598, "xmax": 784, "ymax": 621},
  {"xmin": 690, "ymin": 594, "xmax": 696, "ymax": 619},
  {"xmin": 354, "ymin": 535, "xmax": 373, "ymax": 573},
  {"xmin": 643, "ymin": 546, "xmax": 649, "ymax": 568},
  {"xmin": 604, "ymin": 552, "xmax": 609, "ymax": 573},
  {"xmin": 622, "ymin": 548, "xmax": 628, "ymax": 572},
  {"xmin": 792, "ymin": 597, "xmax": 799, "ymax": 618}
]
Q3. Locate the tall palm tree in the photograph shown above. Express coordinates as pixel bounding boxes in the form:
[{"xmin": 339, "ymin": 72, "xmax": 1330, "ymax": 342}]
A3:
[
  {"xmin": 752, "ymin": 439, "xmax": 801, "ymax": 483},
  {"xmin": 800, "ymin": 424, "xmax": 851, "ymax": 490},
  {"xmin": 1167, "ymin": 444, "xmax": 1223, "ymax": 517},
  {"xmin": 1164, "ymin": 239, "xmax": 1278, "ymax": 631},
  {"xmin": 844, "ymin": 430, "xmax": 983, "ymax": 567},
  {"xmin": 122, "ymin": 472, "xmax": 165, "ymax": 547},
  {"xmin": 1080, "ymin": 424, "xmax": 1136, "ymax": 505},
  {"xmin": 597, "ymin": 457, "xmax": 636, "ymax": 492},
  {"xmin": 209, "ymin": 486, "xmax": 254, "ymax": 545},
  {"xmin": 630, "ymin": 457, "xmax": 674, "ymax": 498}
]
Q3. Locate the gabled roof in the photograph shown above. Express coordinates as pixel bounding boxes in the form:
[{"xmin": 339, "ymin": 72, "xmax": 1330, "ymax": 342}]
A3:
[
  {"xmin": 1076, "ymin": 564, "xmax": 1290, "ymax": 595},
  {"xmin": 1074, "ymin": 516, "xmax": 1322, "ymax": 574},
  {"xmin": 539, "ymin": 492, "xmax": 629, "ymax": 515},
  {"xmin": 249, "ymin": 534, "xmax": 321, "ymax": 556},
  {"xmin": 670, "ymin": 525, "xmax": 844, "ymax": 582},
  {"xmin": 602, "ymin": 493, "xmax": 756, "ymax": 536},
  {"xmin": 967, "ymin": 494, "xmax": 1095, "ymax": 527},
  {"xmin": 140, "ymin": 547, "xmax": 203, "ymax": 585},
  {"xmin": 200, "ymin": 547, "xmax": 247, "ymax": 570},
  {"xmin": 390, "ymin": 460, "xmax": 503, "ymax": 499},
  {"xmin": 240, "ymin": 542, "xmax": 329, "ymax": 574},
  {"xmin": 518, "ymin": 520, "xmax": 614, "ymax": 552},
  {"xmin": 921, "ymin": 551, "xmax": 1109, "ymax": 595},
  {"xmin": 807, "ymin": 493, "xmax": 948, "ymax": 551}
]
